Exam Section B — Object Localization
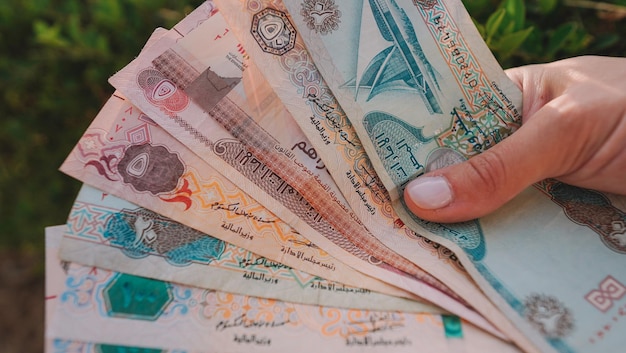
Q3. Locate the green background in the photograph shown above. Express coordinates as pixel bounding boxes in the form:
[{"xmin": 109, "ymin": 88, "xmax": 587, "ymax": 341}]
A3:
[{"xmin": 0, "ymin": 0, "xmax": 624, "ymax": 352}]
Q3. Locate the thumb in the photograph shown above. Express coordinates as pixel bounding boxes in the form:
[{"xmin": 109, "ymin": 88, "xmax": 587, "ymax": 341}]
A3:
[{"xmin": 403, "ymin": 103, "xmax": 565, "ymax": 222}]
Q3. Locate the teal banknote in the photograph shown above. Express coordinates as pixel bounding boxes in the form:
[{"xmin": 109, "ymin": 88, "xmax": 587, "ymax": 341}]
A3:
[{"xmin": 279, "ymin": 1, "xmax": 626, "ymax": 352}]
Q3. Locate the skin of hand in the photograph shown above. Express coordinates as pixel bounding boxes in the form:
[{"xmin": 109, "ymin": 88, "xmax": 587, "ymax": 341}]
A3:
[{"xmin": 403, "ymin": 55, "xmax": 626, "ymax": 223}]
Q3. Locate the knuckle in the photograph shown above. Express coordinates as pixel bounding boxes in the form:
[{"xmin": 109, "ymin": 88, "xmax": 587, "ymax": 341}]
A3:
[{"xmin": 464, "ymin": 152, "xmax": 508, "ymax": 194}]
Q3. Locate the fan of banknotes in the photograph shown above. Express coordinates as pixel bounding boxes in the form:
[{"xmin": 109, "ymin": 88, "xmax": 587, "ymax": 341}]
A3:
[{"xmin": 45, "ymin": 1, "xmax": 626, "ymax": 352}]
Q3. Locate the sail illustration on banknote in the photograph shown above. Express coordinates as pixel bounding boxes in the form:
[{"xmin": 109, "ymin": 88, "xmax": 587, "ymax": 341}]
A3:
[{"xmin": 348, "ymin": 0, "xmax": 443, "ymax": 113}]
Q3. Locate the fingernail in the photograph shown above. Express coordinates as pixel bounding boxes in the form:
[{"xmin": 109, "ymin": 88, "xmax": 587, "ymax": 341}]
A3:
[{"xmin": 405, "ymin": 176, "xmax": 453, "ymax": 209}]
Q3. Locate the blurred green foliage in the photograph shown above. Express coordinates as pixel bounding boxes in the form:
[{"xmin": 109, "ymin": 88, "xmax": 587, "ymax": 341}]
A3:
[
  {"xmin": 0, "ymin": 0, "xmax": 203, "ymax": 249},
  {"xmin": 466, "ymin": 0, "xmax": 626, "ymax": 66},
  {"xmin": 0, "ymin": 0, "xmax": 624, "ymax": 251}
]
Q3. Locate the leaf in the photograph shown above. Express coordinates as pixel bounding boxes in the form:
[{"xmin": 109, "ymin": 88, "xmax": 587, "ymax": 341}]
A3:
[
  {"xmin": 67, "ymin": 14, "xmax": 82, "ymax": 43},
  {"xmin": 562, "ymin": 27, "xmax": 593, "ymax": 54},
  {"xmin": 546, "ymin": 22, "xmax": 577, "ymax": 57},
  {"xmin": 93, "ymin": 0, "xmax": 124, "ymax": 28},
  {"xmin": 502, "ymin": 0, "xmax": 525, "ymax": 31},
  {"xmin": 536, "ymin": 0, "xmax": 558, "ymax": 14},
  {"xmin": 486, "ymin": 8, "xmax": 507, "ymax": 43},
  {"xmin": 493, "ymin": 27, "xmax": 534, "ymax": 59},
  {"xmin": 591, "ymin": 33, "xmax": 620, "ymax": 52},
  {"xmin": 33, "ymin": 20, "xmax": 69, "ymax": 48}
]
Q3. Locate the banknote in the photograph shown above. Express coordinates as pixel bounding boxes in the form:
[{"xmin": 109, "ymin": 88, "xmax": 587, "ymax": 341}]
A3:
[
  {"xmin": 48, "ymin": 340, "xmax": 187, "ymax": 353},
  {"xmin": 48, "ymin": 260, "xmax": 521, "ymax": 352},
  {"xmin": 170, "ymin": 0, "xmax": 218, "ymax": 35},
  {"xmin": 208, "ymin": 0, "xmax": 529, "ymax": 347},
  {"xmin": 152, "ymin": 32, "xmax": 443, "ymax": 289},
  {"xmin": 46, "ymin": 225, "xmax": 208, "ymax": 353},
  {"xmin": 59, "ymin": 92, "xmax": 423, "ymax": 303},
  {"xmin": 61, "ymin": 184, "xmax": 436, "ymax": 313},
  {"xmin": 283, "ymin": 0, "xmax": 522, "ymax": 198},
  {"xmin": 147, "ymin": 10, "xmax": 471, "ymax": 314},
  {"xmin": 280, "ymin": 1, "xmax": 626, "ymax": 353},
  {"xmin": 45, "ymin": 226, "xmax": 68, "ymax": 353},
  {"xmin": 106, "ymin": 12, "xmax": 495, "ymax": 331}
]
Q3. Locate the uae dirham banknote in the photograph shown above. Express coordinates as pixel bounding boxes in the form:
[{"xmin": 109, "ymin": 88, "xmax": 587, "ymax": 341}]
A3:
[
  {"xmin": 50, "ymin": 1, "xmax": 626, "ymax": 353},
  {"xmin": 61, "ymin": 183, "xmax": 435, "ymax": 313},
  {"xmin": 54, "ymin": 2, "xmax": 468, "ymax": 349},
  {"xmin": 55, "ymin": 8, "xmax": 496, "ymax": 352},
  {"xmin": 107, "ymin": 6, "xmax": 494, "ymax": 333},
  {"xmin": 45, "ymin": 225, "xmax": 520, "ymax": 353},
  {"xmin": 229, "ymin": 1, "xmax": 623, "ymax": 353},
  {"xmin": 205, "ymin": 0, "xmax": 527, "ymax": 347}
]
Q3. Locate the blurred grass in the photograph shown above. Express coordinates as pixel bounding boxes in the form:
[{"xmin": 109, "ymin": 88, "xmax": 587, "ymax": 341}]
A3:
[{"xmin": 0, "ymin": 0, "xmax": 624, "ymax": 254}]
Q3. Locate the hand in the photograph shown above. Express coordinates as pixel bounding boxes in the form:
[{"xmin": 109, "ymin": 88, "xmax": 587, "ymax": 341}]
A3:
[{"xmin": 403, "ymin": 55, "xmax": 626, "ymax": 223}]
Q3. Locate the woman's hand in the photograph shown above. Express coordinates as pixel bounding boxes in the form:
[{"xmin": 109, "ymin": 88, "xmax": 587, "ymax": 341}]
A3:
[{"xmin": 404, "ymin": 56, "xmax": 626, "ymax": 223}]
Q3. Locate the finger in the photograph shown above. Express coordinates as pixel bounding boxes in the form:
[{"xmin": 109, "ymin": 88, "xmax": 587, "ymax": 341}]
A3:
[
  {"xmin": 504, "ymin": 66, "xmax": 524, "ymax": 90},
  {"xmin": 504, "ymin": 64, "xmax": 544, "ymax": 121},
  {"xmin": 403, "ymin": 99, "xmax": 569, "ymax": 223}
]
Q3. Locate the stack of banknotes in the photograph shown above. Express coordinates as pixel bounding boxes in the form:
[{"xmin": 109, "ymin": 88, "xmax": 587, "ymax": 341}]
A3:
[{"xmin": 45, "ymin": 1, "xmax": 626, "ymax": 352}]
